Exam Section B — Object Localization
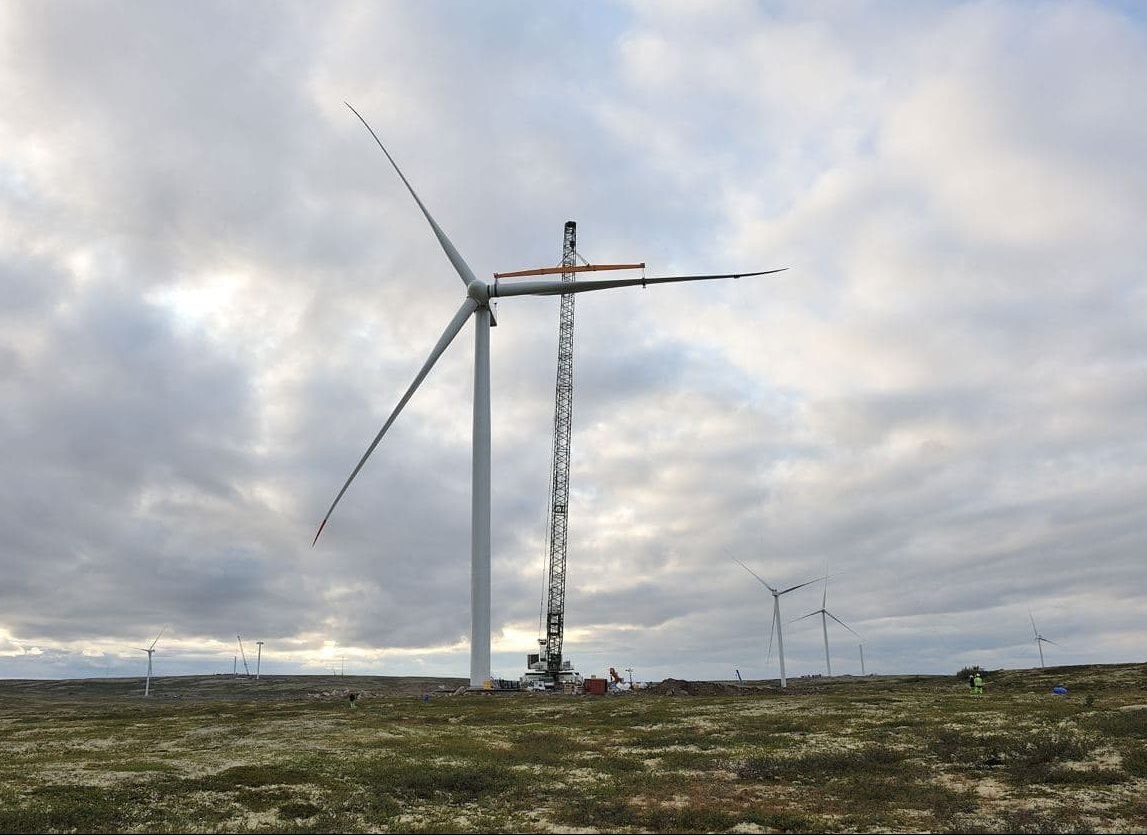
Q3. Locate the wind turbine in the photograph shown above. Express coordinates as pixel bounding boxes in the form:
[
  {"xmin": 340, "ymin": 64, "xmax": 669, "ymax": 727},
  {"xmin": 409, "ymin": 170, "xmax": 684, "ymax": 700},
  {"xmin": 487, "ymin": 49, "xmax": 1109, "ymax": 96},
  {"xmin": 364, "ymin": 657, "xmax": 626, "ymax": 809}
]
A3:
[
  {"xmin": 313, "ymin": 103, "xmax": 785, "ymax": 688},
  {"xmin": 1029, "ymin": 610, "xmax": 1058, "ymax": 669},
  {"xmin": 792, "ymin": 574, "xmax": 860, "ymax": 677},
  {"xmin": 255, "ymin": 641, "xmax": 264, "ymax": 680},
  {"xmin": 137, "ymin": 628, "xmax": 164, "ymax": 697},
  {"xmin": 733, "ymin": 558, "xmax": 821, "ymax": 688}
]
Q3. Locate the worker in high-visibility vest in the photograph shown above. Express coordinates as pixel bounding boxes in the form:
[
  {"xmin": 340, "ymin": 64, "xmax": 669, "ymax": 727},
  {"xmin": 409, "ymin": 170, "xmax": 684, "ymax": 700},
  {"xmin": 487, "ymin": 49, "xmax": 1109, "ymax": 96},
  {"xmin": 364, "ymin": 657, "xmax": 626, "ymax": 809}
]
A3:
[{"xmin": 972, "ymin": 672, "xmax": 984, "ymax": 695}]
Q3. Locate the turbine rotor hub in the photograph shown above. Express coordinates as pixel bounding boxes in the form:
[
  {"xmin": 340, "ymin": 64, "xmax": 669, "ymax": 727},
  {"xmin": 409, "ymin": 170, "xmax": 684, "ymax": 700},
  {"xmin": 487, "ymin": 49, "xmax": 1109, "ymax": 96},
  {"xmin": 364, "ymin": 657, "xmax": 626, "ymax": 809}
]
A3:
[{"xmin": 467, "ymin": 280, "xmax": 491, "ymax": 306}]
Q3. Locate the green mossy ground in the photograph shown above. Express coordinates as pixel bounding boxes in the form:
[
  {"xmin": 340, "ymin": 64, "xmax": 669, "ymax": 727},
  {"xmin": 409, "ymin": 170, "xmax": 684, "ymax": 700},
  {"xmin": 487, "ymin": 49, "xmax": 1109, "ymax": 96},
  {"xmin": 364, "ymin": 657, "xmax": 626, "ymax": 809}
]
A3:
[{"xmin": 0, "ymin": 664, "xmax": 1144, "ymax": 833}]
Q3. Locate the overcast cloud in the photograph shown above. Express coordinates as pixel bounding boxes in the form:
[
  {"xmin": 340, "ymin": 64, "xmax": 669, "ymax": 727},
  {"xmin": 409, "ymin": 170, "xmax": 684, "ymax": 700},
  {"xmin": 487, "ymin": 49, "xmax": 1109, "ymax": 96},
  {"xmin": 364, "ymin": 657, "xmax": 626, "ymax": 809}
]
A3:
[{"xmin": 1, "ymin": 0, "xmax": 1143, "ymax": 682}]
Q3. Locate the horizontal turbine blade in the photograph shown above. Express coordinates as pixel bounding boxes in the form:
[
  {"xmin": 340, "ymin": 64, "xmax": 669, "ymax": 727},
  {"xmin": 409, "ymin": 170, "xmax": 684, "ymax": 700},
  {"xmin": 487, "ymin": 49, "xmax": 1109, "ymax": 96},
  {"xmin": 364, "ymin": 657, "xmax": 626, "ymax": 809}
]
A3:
[
  {"xmin": 826, "ymin": 611, "xmax": 861, "ymax": 637},
  {"xmin": 779, "ymin": 576, "xmax": 826, "ymax": 596},
  {"xmin": 731, "ymin": 557, "xmax": 777, "ymax": 593},
  {"xmin": 491, "ymin": 268, "xmax": 786, "ymax": 298},
  {"xmin": 791, "ymin": 610, "xmax": 822, "ymax": 623},
  {"xmin": 313, "ymin": 297, "xmax": 479, "ymax": 545},
  {"xmin": 346, "ymin": 102, "xmax": 479, "ymax": 289}
]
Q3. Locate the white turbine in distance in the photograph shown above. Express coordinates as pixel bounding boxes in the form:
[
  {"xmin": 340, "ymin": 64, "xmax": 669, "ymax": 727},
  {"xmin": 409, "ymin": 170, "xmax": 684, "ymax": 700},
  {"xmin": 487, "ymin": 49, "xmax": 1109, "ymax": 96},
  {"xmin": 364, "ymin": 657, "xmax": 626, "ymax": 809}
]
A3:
[
  {"xmin": 137, "ymin": 628, "xmax": 164, "ymax": 697},
  {"xmin": 733, "ymin": 558, "xmax": 822, "ymax": 689},
  {"xmin": 1029, "ymin": 610, "xmax": 1059, "ymax": 669},
  {"xmin": 312, "ymin": 103, "xmax": 786, "ymax": 688},
  {"xmin": 791, "ymin": 574, "xmax": 860, "ymax": 677}
]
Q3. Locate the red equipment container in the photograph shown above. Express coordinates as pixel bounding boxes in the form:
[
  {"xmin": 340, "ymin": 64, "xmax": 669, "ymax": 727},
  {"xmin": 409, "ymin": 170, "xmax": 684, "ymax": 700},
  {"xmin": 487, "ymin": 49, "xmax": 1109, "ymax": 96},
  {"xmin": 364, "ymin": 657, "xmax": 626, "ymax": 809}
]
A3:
[{"xmin": 584, "ymin": 676, "xmax": 607, "ymax": 695}]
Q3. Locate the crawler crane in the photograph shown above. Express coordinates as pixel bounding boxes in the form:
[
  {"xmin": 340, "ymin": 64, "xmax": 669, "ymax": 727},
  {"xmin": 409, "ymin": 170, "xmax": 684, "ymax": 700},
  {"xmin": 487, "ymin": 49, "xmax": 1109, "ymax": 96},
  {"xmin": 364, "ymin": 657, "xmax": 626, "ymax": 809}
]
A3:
[{"xmin": 519, "ymin": 222, "xmax": 644, "ymax": 691}]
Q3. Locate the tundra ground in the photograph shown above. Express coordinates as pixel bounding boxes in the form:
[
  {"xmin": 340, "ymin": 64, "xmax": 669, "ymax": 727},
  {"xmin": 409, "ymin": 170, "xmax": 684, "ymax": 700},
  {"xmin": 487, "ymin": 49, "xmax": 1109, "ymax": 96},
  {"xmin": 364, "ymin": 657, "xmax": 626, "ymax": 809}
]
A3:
[{"xmin": 1, "ymin": 664, "xmax": 1144, "ymax": 833}]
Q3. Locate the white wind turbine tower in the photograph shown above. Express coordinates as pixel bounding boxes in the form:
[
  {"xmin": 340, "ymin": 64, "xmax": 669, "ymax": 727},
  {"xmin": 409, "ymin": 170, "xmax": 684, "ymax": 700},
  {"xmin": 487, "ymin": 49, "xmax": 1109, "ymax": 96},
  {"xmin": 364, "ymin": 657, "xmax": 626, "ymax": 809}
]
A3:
[
  {"xmin": 137, "ymin": 628, "xmax": 164, "ymax": 697},
  {"xmin": 313, "ymin": 104, "xmax": 785, "ymax": 689},
  {"xmin": 792, "ymin": 574, "xmax": 860, "ymax": 677},
  {"xmin": 1029, "ymin": 610, "xmax": 1059, "ymax": 669},
  {"xmin": 733, "ymin": 559, "xmax": 821, "ymax": 688}
]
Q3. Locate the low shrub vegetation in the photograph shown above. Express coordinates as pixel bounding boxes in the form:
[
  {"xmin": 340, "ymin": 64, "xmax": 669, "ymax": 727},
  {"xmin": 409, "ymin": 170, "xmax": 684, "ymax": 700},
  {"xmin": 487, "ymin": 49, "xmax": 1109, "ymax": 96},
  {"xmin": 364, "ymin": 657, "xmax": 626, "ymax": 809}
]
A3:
[{"xmin": 0, "ymin": 666, "xmax": 1144, "ymax": 833}]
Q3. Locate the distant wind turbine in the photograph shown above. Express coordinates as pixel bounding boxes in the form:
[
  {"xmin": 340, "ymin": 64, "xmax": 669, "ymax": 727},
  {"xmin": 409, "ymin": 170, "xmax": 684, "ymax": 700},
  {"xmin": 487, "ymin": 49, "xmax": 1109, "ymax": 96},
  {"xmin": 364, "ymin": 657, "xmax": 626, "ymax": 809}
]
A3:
[
  {"xmin": 137, "ymin": 628, "xmax": 164, "ymax": 697},
  {"xmin": 1029, "ymin": 610, "xmax": 1059, "ymax": 669},
  {"xmin": 733, "ymin": 558, "xmax": 822, "ymax": 688},
  {"xmin": 792, "ymin": 574, "xmax": 860, "ymax": 677},
  {"xmin": 312, "ymin": 103, "xmax": 786, "ymax": 688}
]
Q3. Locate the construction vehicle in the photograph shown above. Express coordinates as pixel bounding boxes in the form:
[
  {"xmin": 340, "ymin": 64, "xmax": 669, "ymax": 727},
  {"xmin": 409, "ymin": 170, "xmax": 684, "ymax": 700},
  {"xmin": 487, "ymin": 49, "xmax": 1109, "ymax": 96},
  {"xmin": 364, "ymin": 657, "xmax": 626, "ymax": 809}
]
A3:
[{"xmin": 519, "ymin": 222, "xmax": 645, "ymax": 692}]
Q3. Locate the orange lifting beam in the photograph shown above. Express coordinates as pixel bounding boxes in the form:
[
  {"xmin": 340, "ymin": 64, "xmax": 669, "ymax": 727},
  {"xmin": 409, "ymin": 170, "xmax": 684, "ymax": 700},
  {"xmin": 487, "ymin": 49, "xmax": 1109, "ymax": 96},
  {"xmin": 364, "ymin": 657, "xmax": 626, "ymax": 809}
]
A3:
[{"xmin": 493, "ymin": 262, "xmax": 644, "ymax": 279}]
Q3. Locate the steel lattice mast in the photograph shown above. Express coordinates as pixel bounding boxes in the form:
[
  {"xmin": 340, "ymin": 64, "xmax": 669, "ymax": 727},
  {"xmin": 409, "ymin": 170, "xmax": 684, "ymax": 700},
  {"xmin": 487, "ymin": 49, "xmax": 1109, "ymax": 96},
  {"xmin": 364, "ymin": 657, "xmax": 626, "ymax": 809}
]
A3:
[
  {"xmin": 541, "ymin": 221, "xmax": 578, "ymax": 679},
  {"xmin": 237, "ymin": 635, "xmax": 251, "ymax": 677}
]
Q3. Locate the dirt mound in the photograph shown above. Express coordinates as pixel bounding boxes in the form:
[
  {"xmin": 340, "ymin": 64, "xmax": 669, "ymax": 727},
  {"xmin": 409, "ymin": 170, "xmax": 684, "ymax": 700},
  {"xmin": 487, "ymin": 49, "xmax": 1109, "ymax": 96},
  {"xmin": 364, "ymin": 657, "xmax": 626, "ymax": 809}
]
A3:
[{"xmin": 647, "ymin": 678, "xmax": 756, "ymax": 696}]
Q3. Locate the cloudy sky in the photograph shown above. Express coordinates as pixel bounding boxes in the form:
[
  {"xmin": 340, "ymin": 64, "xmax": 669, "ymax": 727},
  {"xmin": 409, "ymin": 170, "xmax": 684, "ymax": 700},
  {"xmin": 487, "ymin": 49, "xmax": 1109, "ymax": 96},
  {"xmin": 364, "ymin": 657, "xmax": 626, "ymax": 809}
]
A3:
[{"xmin": 2, "ymin": 1, "xmax": 1144, "ymax": 683}]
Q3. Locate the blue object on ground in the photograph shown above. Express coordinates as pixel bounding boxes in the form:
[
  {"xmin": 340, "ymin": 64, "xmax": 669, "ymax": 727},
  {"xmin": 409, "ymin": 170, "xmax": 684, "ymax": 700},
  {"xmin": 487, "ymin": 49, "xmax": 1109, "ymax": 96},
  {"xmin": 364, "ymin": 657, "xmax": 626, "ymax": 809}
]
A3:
[{"xmin": 1052, "ymin": 686, "xmax": 1068, "ymax": 695}]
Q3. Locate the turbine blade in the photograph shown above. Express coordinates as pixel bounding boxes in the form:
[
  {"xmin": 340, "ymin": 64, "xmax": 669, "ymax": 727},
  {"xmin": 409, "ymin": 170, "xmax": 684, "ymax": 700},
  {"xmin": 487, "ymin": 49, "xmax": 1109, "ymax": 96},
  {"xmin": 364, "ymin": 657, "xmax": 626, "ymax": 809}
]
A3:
[
  {"xmin": 826, "ymin": 611, "xmax": 861, "ymax": 638},
  {"xmin": 779, "ymin": 576, "xmax": 826, "ymax": 595},
  {"xmin": 731, "ymin": 557, "xmax": 777, "ymax": 593},
  {"xmin": 765, "ymin": 604, "xmax": 777, "ymax": 666},
  {"xmin": 345, "ymin": 102, "xmax": 479, "ymax": 289},
  {"xmin": 149, "ymin": 627, "xmax": 165, "ymax": 650},
  {"xmin": 1029, "ymin": 610, "xmax": 1039, "ymax": 639},
  {"xmin": 791, "ymin": 610, "xmax": 821, "ymax": 623},
  {"xmin": 313, "ymin": 297, "xmax": 479, "ymax": 545},
  {"xmin": 491, "ymin": 268, "xmax": 787, "ymax": 298},
  {"xmin": 1042, "ymin": 637, "xmax": 1060, "ymax": 647}
]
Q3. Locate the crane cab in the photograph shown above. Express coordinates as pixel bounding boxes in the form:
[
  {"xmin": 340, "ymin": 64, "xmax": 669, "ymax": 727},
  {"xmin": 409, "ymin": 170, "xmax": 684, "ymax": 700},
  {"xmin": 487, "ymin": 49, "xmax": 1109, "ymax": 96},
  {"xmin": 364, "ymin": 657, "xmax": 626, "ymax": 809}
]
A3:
[{"xmin": 521, "ymin": 639, "xmax": 583, "ymax": 692}]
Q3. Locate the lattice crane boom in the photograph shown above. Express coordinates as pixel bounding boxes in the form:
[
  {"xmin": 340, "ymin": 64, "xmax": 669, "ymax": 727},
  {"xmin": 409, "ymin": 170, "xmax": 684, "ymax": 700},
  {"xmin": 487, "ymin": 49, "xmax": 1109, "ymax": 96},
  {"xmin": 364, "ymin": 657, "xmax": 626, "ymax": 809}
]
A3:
[
  {"xmin": 509, "ymin": 227, "xmax": 646, "ymax": 688},
  {"xmin": 541, "ymin": 220, "xmax": 579, "ymax": 678},
  {"xmin": 237, "ymin": 635, "xmax": 251, "ymax": 678}
]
